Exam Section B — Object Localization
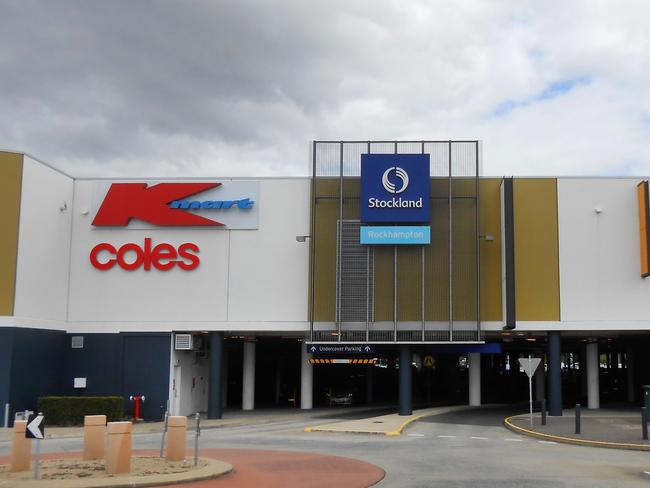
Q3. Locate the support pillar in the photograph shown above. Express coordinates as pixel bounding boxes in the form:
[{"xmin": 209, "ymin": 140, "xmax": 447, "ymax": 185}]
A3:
[
  {"xmin": 301, "ymin": 346, "xmax": 313, "ymax": 409},
  {"xmin": 586, "ymin": 341, "xmax": 600, "ymax": 409},
  {"xmin": 399, "ymin": 345, "xmax": 412, "ymax": 416},
  {"xmin": 221, "ymin": 344, "xmax": 228, "ymax": 409},
  {"xmin": 534, "ymin": 356, "xmax": 545, "ymax": 401},
  {"xmin": 547, "ymin": 331, "xmax": 562, "ymax": 416},
  {"xmin": 627, "ymin": 349, "xmax": 635, "ymax": 403},
  {"xmin": 275, "ymin": 363, "xmax": 283, "ymax": 405},
  {"xmin": 366, "ymin": 365, "xmax": 374, "ymax": 405},
  {"xmin": 207, "ymin": 332, "xmax": 223, "ymax": 419},
  {"xmin": 468, "ymin": 353, "xmax": 481, "ymax": 407},
  {"xmin": 242, "ymin": 341, "xmax": 256, "ymax": 411}
]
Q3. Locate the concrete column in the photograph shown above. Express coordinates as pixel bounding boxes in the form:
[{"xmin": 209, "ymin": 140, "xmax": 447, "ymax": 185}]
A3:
[
  {"xmin": 547, "ymin": 332, "xmax": 563, "ymax": 416},
  {"xmin": 534, "ymin": 356, "xmax": 545, "ymax": 401},
  {"xmin": 275, "ymin": 363, "xmax": 283, "ymax": 405},
  {"xmin": 627, "ymin": 350, "xmax": 635, "ymax": 403},
  {"xmin": 106, "ymin": 422, "xmax": 132, "ymax": 475},
  {"xmin": 586, "ymin": 342, "xmax": 600, "ymax": 409},
  {"xmin": 399, "ymin": 345, "xmax": 412, "ymax": 416},
  {"xmin": 10, "ymin": 421, "xmax": 30, "ymax": 472},
  {"xmin": 242, "ymin": 341, "xmax": 256, "ymax": 411},
  {"xmin": 83, "ymin": 415, "xmax": 106, "ymax": 460},
  {"xmin": 580, "ymin": 344, "xmax": 588, "ymax": 398},
  {"xmin": 301, "ymin": 346, "xmax": 313, "ymax": 409},
  {"xmin": 166, "ymin": 416, "xmax": 187, "ymax": 461},
  {"xmin": 366, "ymin": 365, "xmax": 374, "ymax": 405},
  {"xmin": 468, "ymin": 353, "xmax": 481, "ymax": 407},
  {"xmin": 221, "ymin": 344, "xmax": 228, "ymax": 409},
  {"xmin": 207, "ymin": 332, "xmax": 223, "ymax": 419}
]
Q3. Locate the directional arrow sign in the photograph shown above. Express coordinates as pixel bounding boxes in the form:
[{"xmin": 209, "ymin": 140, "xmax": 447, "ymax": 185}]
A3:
[
  {"xmin": 518, "ymin": 357, "xmax": 542, "ymax": 379},
  {"xmin": 306, "ymin": 344, "xmax": 376, "ymax": 354},
  {"xmin": 26, "ymin": 414, "xmax": 45, "ymax": 439}
]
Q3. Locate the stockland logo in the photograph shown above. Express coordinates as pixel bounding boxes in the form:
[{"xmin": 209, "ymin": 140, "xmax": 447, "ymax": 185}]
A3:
[
  {"xmin": 361, "ymin": 154, "xmax": 430, "ymax": 223},
  {"xmin": 382, "ymin": 167, "xmax": 409, "ymax": 194}
]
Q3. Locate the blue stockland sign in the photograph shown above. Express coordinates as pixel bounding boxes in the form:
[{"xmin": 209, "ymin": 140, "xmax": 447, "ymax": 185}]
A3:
[
  {"xmin": 360, "ymin": 226, "xmax": 430, "ymax": 245},
  {"xmin": 360, "ymin": 154, "xmax": 430, "ymax": 223}
]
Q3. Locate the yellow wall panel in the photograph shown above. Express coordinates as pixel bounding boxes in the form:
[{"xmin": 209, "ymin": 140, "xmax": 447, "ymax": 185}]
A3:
[
  {"xmin": 479, "ymin": 178, "xmax": 503, "ymax": 321},
  {"xmin": 0, "ymin": 151, "xmax": 23, "ymax": 316},
  {"xmin": 513, "ymin": 179, "xmax": 561, "ymax": 321}
]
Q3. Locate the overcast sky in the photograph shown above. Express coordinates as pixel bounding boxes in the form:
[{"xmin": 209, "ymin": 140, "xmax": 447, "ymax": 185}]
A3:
[{"xmin": 1, "ymin": 1, "xmax": 649, "ymax": 177}]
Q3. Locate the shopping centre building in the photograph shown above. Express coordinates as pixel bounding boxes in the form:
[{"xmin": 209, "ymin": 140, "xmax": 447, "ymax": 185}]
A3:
[{"xmin": 1, "ymin": 141, "xmax": 649, "ymax": 423}]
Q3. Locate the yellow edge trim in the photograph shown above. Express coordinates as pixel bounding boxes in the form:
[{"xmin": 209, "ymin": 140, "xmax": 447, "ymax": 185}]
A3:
[
  {"xmin": 304, "ymin": 413, "xmax": 426, "ymax": 436},
  {"xmin": 504, "ymin": 415, "xmax": 650, "ymax": 451}
]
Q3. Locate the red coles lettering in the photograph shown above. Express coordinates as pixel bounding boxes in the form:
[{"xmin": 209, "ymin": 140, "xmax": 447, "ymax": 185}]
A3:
[{"xmin": 89, "ymin": 238, "xmax": 200, "ymax": 271}]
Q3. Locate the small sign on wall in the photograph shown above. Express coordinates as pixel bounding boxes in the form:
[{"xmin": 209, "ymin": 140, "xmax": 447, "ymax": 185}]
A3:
[{"xmin": 73, "ymin": 377, "xmax": 87, "ymax": 389}]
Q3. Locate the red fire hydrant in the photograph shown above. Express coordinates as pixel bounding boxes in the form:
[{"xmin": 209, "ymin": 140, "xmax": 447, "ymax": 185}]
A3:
[{"xmin": 129, "ymin": 395, "xmax": 146, "ymax": 421}]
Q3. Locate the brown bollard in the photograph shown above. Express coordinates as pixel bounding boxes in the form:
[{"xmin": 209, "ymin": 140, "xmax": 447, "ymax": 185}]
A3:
[
  {"xmin": 10, "ymin": 420, "xmax": 31, "ymax": 472},
  {"xmin": 106, "ymin": 421, "xmax": 132, "ymax": 474},
  {"xmin": 83, "ymin": 415, "xmax": 107, "ymax": 460},
  {"xmin": 166, "ymin": 416, "xmax": 187, "ymax": 462}
]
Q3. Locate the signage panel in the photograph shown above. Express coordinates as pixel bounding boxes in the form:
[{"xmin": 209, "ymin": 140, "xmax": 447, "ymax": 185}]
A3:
[
  {"xmin": 91, "ymin": 180, "xmax": 259, "ymax": 229},
  {"xmin": 306, "ymin": 344, "xmax": 376, "ymax": 354},
  {"xmin": 360, "ymin": 226, "xmax": 430, "ymax": 245},
  {"xmin": 360, "ymin": 154, "xmax": 430, "ymax": 223}
]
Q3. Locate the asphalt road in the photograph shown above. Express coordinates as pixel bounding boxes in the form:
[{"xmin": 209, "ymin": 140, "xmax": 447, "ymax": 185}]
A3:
[{"xmin": 3, "ymin": 407, "xmax": 650, "ymax": 487}]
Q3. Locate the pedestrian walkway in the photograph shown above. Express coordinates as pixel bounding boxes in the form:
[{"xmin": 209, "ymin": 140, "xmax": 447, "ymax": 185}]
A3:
[
  {"xmin": 0, "ymin": 406, "xmax": 393, "ymax": 442},
  {"xmin": 505, "ymin": 408, "xmax": 650, "ymax": 451},
  {"xmin": 305, "ymin": 405, "xmax": 471, "ymax": 436}
]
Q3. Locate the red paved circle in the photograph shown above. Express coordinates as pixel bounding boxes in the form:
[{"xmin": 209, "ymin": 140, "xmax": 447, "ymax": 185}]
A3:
[{"xmin": 1, "ymin": 448, "xmax": 385, "ymax": 488}]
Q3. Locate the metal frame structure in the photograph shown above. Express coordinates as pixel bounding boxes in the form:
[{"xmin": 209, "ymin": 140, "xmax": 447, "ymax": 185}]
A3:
[{"xmin": 309, "ymin": 140, "xmax": 481, "ymax": 344}]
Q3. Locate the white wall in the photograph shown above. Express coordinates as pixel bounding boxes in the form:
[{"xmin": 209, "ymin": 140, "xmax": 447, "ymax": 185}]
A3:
[
  {"xmin": 67, "ymin": 178, "xmax": 310, "ymax": 330},
  {"xmin": 170, "ymin": 348, "xmax": 209, "ymax": 416},
  {"xmin": 13, "ymin": 156, "xmax": 74, "ymax": 322},
  {"xmin": 558, "ymin": 178, "xmax": 650, "ymax": 323}
]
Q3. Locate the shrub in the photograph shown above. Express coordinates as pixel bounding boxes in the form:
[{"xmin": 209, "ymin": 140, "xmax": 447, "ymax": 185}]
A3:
[{"xmin": 37, "ymin": 396, "xmax": 124, "ymax": 426}]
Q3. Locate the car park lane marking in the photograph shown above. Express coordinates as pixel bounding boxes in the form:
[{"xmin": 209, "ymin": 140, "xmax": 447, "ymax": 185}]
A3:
[
  {"xmin": 538, "ymin": 440, "xmax": 558, "ymax": 445},
  {"xmin": 503, "ymin": 438, "xmax": 524, "ymax": 442},
  {"xmin": 471, "ymin": 436, "xmax": 489, "ymax": 440},
  {"xmin": 437, "ymin": 435, "xmax": 457, "ymax": 438},
  {"xmin": 408, "ymin": 433, "xmax": 425, "ymax": 437}
]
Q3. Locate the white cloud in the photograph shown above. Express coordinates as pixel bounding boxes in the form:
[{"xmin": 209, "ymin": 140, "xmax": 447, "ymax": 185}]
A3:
[{"xmin": 0, "ymin": 0, "xmax": 649, "ymax": 177}]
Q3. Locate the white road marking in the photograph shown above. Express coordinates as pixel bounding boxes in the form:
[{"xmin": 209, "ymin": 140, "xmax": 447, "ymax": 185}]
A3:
[
  {"xmin": 538, "ymin": 440, "xmax": 558, "ymax": 445},
  {"xmin": 471, "ymin": 436, "xmax": 489, "ymax": 440},
  {"xmin": 437, "ymin": 435, "xmax": 457, "ymax": 438},
  {"xmin": 408, "ymin": 433, "xmax": 425, "ymax": 437},
  {"xmin": 642, "ymin": 471, "xmax": 650, "ymax": 476},
  {"xmin": 503, "ymin": 438, "xmax": 523, "ymax": 442}
]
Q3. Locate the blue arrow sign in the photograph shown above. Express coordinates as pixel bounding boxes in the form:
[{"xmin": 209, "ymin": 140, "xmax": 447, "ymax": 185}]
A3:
[{"xmin": 306, "ymin": 344, "xmax": 376, "ymax": 354}]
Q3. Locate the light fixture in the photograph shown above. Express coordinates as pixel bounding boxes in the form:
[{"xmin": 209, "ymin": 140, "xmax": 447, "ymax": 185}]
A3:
[
  {"xmin": 81, "ymin": 208, "xmax": 89, "ymax": 215},
  {"xmin": 296, "ymin": 235, "xmax": 311, "ymax": 242}
]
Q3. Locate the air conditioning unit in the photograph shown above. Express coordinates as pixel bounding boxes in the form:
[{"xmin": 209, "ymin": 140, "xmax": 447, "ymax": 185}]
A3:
[{"xmin": 174, "ymin": 334, "xmax": 193, "ymax": 350}]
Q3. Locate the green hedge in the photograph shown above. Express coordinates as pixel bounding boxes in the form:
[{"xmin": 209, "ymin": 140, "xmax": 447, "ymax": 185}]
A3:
[{"xmin": 37, "ymin": 396, "xmax": 124, "ymax": 426}]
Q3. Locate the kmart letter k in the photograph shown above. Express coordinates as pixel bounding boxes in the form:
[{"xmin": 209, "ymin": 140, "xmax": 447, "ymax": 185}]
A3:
[{"xmin": 92, "ymin": 182, "xmax": 224, "ymax": 226}]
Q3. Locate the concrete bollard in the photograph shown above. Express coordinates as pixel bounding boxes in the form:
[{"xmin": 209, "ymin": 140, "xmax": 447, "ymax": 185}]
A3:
[
  {"xmin": 83, "ymin": 415, "xmax": 107, "ymax": 460},
  {"xmin": 10, "ymin": 420, "xmax": 31, "ymax": 472},
  {"xmin": 106, "ymin": 421, "xmax": 132, "ymax": 474},
  {"xmin": 166, "ymin": 416, "xmax": 187, "ymax": 462}
]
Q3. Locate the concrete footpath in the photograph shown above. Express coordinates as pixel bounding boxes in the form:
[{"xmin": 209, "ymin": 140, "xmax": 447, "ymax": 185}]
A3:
[
  {"xmin": 0, "ymin": 406, "xmax": 397, "ymax": 441},
  {"xmin": 305, "ymin": 405, "xmax": 471, "ymax": 435},
  {"xmin": 505, "ymin": 408, "xmax": 650, "ymax": 451}
]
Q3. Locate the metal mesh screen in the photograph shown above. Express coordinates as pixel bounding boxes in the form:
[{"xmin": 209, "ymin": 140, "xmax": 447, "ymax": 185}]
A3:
[{"xmin": 310, "ymin": 141, "xmax": 480, "ymax": 343}]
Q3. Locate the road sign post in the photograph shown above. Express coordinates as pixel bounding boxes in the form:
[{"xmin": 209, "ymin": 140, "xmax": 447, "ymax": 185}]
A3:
[
  {"xmin": 518, "ymin": 356, "xmax": 542, "ymax": 427},
  {"xmin": 194, "ymin": 412, "xmax": 201, "ymax": 467},
  {"xmin": 25, "ymin": 412, "xmax": 45, "ymax": 479},
  {"xmin": 159, "ymin": 411, "xmax": 168, "ymax": 458}
]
